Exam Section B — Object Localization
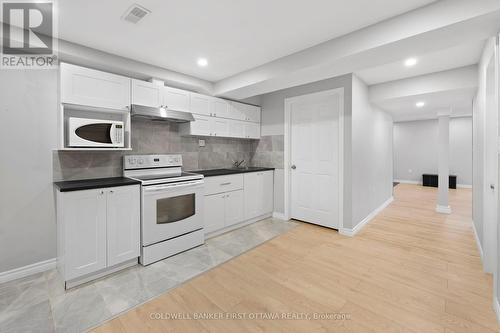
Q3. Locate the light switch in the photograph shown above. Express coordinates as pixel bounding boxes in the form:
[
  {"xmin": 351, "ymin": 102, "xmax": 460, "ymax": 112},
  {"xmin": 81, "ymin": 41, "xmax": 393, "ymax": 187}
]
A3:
[{"xmin": 199, "ymin": 139, "xmax": 206, "ymax": 147}]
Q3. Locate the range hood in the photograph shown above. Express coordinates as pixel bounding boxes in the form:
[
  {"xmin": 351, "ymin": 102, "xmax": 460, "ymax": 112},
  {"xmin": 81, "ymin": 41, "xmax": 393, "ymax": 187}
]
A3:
[{"xmin": 131, "ymin": 104, "xmax": 194, "ymax": 123}]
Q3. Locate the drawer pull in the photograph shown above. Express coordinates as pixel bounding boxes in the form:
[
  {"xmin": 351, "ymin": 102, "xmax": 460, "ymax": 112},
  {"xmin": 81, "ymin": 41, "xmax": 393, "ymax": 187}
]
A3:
[{"xmin": 220, "ymin": 182, "xmax": 231, "ymax": 186}]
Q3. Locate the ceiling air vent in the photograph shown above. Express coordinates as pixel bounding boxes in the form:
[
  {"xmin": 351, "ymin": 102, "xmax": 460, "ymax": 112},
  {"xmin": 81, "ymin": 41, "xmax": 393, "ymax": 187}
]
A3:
[{"xmin": 122, "ymin": 4, "xmax": 150, "ymax": 24}]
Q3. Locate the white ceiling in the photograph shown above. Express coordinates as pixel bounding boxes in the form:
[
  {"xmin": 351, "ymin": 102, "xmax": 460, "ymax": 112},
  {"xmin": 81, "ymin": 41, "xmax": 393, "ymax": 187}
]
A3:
[
  {"xmin": 356, "ymin": 40, "xmax": 485, "ymax": 85},
  {"xmin": 58, "ymin": 0, "xmax": 437, "ymax": 82},
  {"xmin": 376, "ymin": 89, "xmax": 475, "ymax": 122}
]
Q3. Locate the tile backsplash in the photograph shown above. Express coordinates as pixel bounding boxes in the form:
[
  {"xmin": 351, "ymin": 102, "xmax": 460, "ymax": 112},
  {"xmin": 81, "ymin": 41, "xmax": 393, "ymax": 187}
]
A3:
[{"xmin": 53, "ymin": 118, "xmax": 285, "ymax": 181}]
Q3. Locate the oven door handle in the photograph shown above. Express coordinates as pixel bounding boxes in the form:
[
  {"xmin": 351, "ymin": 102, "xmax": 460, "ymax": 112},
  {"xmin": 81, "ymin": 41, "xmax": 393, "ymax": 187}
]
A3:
[{"xmin": 143, "ymin": 180, "xmax": 204, "ymax": 192}]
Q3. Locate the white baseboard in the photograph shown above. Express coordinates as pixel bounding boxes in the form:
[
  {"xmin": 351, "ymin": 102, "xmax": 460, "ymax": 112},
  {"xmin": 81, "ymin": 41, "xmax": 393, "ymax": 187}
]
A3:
[
  {"xmin": 272, "ymin": 212, "xmax": 288, "ymax": 220},
  {"xmin": 394, "ymin": 179, "xmax": 420, "ymax": 185},
  {"xmin": 494, "ymin": 296, "xmax": 500, "ymax": 324},
  {"xmin": 436, "ymin": 205, "xmax": 452, "ymax": 214},
  {"xmin": 472, "ymin": 220, "xmax": 484, "ymax": 265},
  {"xmin": 340, "ymin": 196, "xmax": 394, "ymax": 237},
  {"xmin": 457, "ymin": 184, "xmax": 472, "ymax": 189},
  {"xmin": 0, "ymin": 258, "xmax": 56, "ymax": 284}
]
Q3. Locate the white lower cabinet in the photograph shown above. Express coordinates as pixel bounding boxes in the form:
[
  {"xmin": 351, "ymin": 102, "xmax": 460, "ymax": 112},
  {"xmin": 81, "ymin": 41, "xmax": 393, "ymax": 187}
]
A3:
[
  {"xmin": 204, "ymin": 193, "xmax": 226, "ymax": 234},
  {"xmin": 204, "ymin": 190, "xmax": 245, "ymax": 234},
  {"xmin": 244, "ymin": 171, "xmax": 274, "ymax": 220},
  {"xmin": 56, "ymin": 185, "xmax": 140, "ymax": 286},
  {"xmin": 106, "ymin": 187, "xmax": 141, "ymax": 267},
  {"xmin": 203, "ymin": 171, "xmax": 273, "ymax": 235}
]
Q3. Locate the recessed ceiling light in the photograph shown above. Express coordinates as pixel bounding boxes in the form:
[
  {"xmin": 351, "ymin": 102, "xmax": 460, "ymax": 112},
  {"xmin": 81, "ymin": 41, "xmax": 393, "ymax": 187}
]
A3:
[
  {"xmin": 404, "ymin": 57, "xmax": 418, "ymax": 67},
  {"xmin": 416, "ymin": 101, "xmax": 425, "ymax": 108},
  {"xmin": 197, "ymin": 58, "xmax": 208, "ymax": 67}
]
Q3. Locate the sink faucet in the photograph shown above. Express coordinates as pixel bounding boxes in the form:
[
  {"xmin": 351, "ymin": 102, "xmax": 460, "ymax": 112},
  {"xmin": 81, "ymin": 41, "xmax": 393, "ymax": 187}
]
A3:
[{"xmin": 233, "ymin": 159, "xmax": 245, "ymax": 168}]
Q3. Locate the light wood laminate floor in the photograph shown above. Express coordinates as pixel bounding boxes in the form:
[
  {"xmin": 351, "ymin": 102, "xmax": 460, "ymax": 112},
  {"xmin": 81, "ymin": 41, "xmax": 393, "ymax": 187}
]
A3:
[{"xmin": 93, "ymin": 184, "xmax": 498, "ymax": 333}]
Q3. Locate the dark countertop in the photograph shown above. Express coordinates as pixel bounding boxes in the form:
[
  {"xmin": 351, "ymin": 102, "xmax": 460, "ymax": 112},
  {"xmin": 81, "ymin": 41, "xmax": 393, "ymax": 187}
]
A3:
[
  {"xmin": 191, "ymin": 167, "xmax": 275, "ymax": 177},
  {"xmin": 54, "ymin": 177, "xmax": 141, "ymax": 192}
]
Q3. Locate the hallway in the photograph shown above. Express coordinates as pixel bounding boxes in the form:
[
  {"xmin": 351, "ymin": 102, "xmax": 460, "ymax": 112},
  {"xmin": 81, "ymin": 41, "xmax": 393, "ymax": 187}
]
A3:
[{"xmin": 94, "ymin": 184, "xmax": 497, "ymax": 333}]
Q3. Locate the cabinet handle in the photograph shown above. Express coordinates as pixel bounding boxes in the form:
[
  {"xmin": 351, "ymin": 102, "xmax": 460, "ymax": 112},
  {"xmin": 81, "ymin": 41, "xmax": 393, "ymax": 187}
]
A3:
[
  {"xmin": 125, "ymin": 105, "xmax": 130, "ymax": 110},
  {"xmin": 221, "ymin": 182, "xmax": 231, "ymax": 186},
  {"xmin": 99, "ymin": 190, "xmax": 104, "ymax": 195},
  {"xmin": 109, "ymin": 190, "xmax": 114, "ymax": 194}
]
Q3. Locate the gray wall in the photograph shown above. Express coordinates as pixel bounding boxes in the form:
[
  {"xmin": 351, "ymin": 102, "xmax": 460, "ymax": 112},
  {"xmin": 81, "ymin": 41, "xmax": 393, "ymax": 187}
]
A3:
[
  {"xmin": 351, "ymin": 75, "xmax": 394, "ymax": 227},
  {"xmin": 393, "ymin": 117, "xmax": 473, "ymax": 186},
  {"xmin": 260, "ymin": 74, "xmax": 353, "ymax": 225},
  {"xmin": 0, "ymin": 70, "xmax": 58, "ymax": 273},
  {"xmin": 259, "ymin": 74, "xmax": 393, "ymax": 230}
]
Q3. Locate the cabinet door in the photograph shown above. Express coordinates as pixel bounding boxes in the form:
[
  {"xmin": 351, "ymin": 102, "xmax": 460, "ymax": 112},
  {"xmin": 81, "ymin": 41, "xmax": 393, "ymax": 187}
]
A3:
[
  {"xmin": 163, "ymin": 86, "xmax": 190, "ymax": 112},
  {"xmin": 212, "ymin": 118, "xmax": 229, "ymax": 137},
  {"xmin": 64, "ymin": 189, "xmax": 107, "ymax": 280},
  {"xmin": 228, "ymin": 120, "xmax": 246, "ymax": 138},
  {"xmin": 190, "ymin": 93, "xmax": 211, "ymax": 116},
  {"xmin": 131, "ymin": 79, "xmax": 162, "ymax": 107},
  {"xmin": 244, "ymin": 105, "xmax": 261, "ymax": 123},
  {"xmin": 212, "ymin": 98, "xmax": 230, "ymax": 118},
  {"xmin": 225, "ymin": 190, "xmax": 245, "ymax": 227},
  {"xmin": 244, "ymin": 173, "xmax": 260, "ymax": 220},
  {"xmin": 260, "ymin": 171, "xmax": 274, "ymax": 215},
  {"xmin": 204, "ymin": 194, "xmax": 226, "ymax": 234},
  {"xmin": 191, "ymin": 114, "xmax": 212, "ymax": 136},
  {"xmin": 106, "ymin": 186, "xmax": 140, "ymax": 267},
  {"xmin": 60, "ymin": 63, "xmax": 131, "ymax": 111},
  {"xmin": 245, "ymin": 122, "xmax": 261, "ymax": 139},
  {"xmin": 228, "ymin": 102, "xmax": 247, "ymax": 121}
]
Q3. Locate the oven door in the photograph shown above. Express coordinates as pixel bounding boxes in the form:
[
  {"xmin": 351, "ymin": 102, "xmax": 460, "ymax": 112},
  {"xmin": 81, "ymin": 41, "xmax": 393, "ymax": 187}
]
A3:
[{"xmin": 142, "ymin": 180, "xmax": 204, "ymax": 246}]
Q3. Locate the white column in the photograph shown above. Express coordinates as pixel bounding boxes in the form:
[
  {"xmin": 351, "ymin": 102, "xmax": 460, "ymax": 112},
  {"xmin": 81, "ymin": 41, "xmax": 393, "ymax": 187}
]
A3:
[{"xmin": 436, "ymin": 110, "xmax": 451, "ymax": 214}]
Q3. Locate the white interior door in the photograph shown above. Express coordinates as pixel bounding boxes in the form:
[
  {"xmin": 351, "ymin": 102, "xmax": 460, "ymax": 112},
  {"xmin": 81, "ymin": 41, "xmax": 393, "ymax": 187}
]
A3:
[
  {"xmin": 288, "ymin": 90, "xmax": 342, "ymax": 229},
  {"xmin": 483, "ymin": 52, "xmax": 498, "ymax": 273}
]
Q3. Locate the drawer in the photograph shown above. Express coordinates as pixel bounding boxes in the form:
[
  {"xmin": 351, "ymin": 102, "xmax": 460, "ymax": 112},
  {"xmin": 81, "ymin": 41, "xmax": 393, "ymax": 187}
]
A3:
[{"xmin": 204, "ymin": 174, "xmax": 244, "ymax": 195}]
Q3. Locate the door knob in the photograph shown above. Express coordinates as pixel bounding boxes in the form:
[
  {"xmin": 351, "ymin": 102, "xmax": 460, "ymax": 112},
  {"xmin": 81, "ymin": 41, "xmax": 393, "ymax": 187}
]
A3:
[{"xmin": 291, "ymin": 165, "xmax": 296, "ymax": 170}]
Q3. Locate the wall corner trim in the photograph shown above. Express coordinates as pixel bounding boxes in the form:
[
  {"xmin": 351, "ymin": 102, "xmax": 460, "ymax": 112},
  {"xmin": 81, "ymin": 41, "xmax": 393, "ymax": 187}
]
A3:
[
  {"xmin": 339, "ymin": 196, "xmax": 394, "ymax": 237},
  {"xmin": 472, "ymin": 219, "xmax": 485, "ymax": 265},
  {"xmin": 494, "ymin": 296, "xmax": 500, "ymax": 324},
  {"xmin": 272, "ymin": 212, "xmax": 288, "ymax": 220},
  {"xmin": 0, "ymin": 258, "xmax": 56, "ymax": 284}
]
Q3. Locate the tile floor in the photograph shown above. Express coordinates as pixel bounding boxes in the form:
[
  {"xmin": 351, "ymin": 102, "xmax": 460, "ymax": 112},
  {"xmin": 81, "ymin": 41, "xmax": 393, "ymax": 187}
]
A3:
[{"xmin": 0, "ymin": 218, "xmax": 298, "ymax": 333}]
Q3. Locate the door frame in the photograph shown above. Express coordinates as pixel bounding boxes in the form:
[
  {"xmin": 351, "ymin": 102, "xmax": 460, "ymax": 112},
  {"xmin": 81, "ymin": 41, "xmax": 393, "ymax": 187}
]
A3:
[{"xmin": 283, "ymin": 88, "xmax": 344, "ymax": 230}]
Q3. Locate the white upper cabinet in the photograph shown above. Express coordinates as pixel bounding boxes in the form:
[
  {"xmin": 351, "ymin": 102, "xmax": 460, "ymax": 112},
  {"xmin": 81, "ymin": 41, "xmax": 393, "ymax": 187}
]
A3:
[
  {"xmin": 212, "ymin": 118, "xmax": 229, "ymax": 137},
  {"xmin": 212, "ymin": 98, "xmax": 230, "ymax": 118},
  {"xmin": 228, "ymin": 120, "xmax": 246, "ymax": 138},
  {"xmin": 229, "ymin": 101, "xmax": 261, "ymax": 122},
  {"xmin": 180, "ymin": 114, "xmax": 229, "ymax": 137},
  {"xmin": 187, "ymin": 114, "xmax": 212, "ymax": 136},
  {"xmin": 163, "ymin": 86, "xmax": 190, "ymax": 112},
  {"xmin": 131, "ymin": 79, "xmax": 162, "ymax": 108},
  {"xmin": 190, "ymin": 92, "xmax": 211, "ymax": 116},
  {"xmin": 245, "ymin": 122, "xmax": 261, "ymax": 139},
  {"xmin": 60, "ymin": 63, "xmax": 131, "ymax": 111}
]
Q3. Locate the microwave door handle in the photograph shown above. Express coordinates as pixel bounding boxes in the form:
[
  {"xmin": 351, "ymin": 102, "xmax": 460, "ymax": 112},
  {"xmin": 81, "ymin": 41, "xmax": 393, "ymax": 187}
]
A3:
[{"xmin": 109, "ymin": 124, "xmax": 117, "ymax": 144}]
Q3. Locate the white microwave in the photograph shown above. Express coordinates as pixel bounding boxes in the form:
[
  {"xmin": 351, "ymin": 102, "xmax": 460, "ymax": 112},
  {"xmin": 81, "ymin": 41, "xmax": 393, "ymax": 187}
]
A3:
[{"xmin": 68, "ymin": 117, "xmax": 125, "ymax": 148}]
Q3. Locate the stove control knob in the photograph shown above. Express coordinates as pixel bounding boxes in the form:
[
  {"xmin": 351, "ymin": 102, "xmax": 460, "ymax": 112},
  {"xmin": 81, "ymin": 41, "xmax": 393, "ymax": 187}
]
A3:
[
  {"xmin": 128, "ymin": 158, "xmax": 136, "ymax": 165},
  {"xmin": 138, "ymin": 159, "xmax": 144, "ymax": 165}
]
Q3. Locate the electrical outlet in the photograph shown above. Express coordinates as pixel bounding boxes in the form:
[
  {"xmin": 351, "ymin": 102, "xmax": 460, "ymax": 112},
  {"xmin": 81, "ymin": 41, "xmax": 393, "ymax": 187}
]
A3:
[{"xmin": 199, "ymin": 139, "xmax": 205, "ymax": 147}]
